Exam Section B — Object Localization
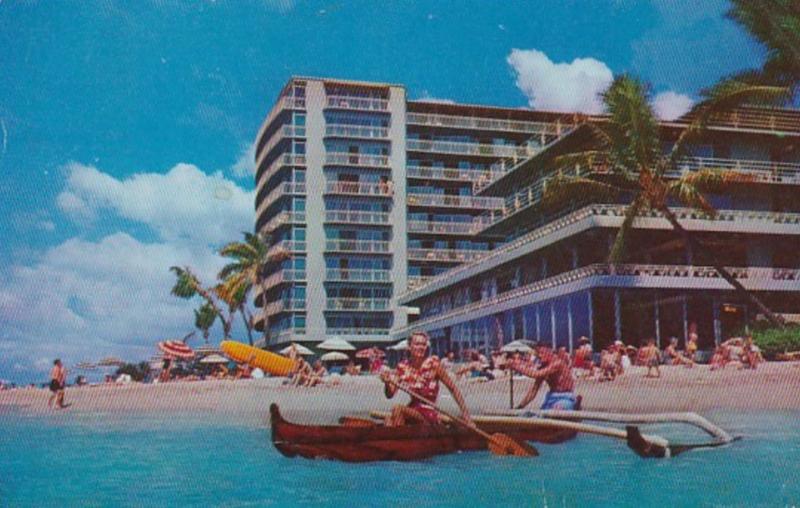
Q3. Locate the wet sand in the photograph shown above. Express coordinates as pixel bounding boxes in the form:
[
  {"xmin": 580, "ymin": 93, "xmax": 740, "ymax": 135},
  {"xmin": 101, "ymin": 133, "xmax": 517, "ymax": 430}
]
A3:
[{"xmin": 3, "ymin": 362, "xmax": 800, "ymax": 425}]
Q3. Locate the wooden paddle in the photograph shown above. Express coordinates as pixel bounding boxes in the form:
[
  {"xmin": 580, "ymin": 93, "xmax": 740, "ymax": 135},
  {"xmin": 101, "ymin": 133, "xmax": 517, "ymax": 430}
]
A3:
[{"xmin": 385, "ymin": 378, "xmax": 538, "ymax": 457}]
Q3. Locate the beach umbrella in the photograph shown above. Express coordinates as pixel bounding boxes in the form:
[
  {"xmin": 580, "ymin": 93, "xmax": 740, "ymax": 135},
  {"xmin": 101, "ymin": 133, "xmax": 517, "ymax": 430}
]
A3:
[
  {"xmin": 158, "ymin": 341, "xmax": 195, "ymax": 360},
  {"xmin": 195, "ymin": 344, "xmax": 221, "ymax": 356},
  {"xmin": 199, "ymin": 353, "xmax": 229, "ymax": 364},
  {"xmin": 317, "ymin": 338, "xmax": 355, "ymax": 351},
  {"xmin": 355, "ymin": 347, "xmax": 385, "ymax": 359},
  {"xmin": 279, "ymin": 343, "xmax": 314, "ymax": 356},
  {"xmin": 74, "ymin": 362, "xmax": 98, "ymax": 371},
  {"xmin": 501, "ymin": 340, "xmax": 534, "ymax": 353},
  {"xmin": 388, "ymin": 339, "xmax": 408, "ymax": 351},
  {"xmin": 97, "ymin": 357, "xmax": 125, "ymax": 367},
  {"xmin": 320, "ymin": 351, "xmax": 349, "ymax": 362}
]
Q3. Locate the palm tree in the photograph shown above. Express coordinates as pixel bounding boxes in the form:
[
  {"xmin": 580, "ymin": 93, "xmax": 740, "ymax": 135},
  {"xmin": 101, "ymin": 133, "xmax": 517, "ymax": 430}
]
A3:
[
  {"xmin": 169, "ymin": 266, "xmax": 233, "ymax": 338},
  {"xmin": 218, "ymin": 232, "xmax": 290, "ymax": 345},
  {"xmin": 540, "ymin": 74, "xmax": 787, "ymax": 326},
  {"xmin": 193, "ymin": 303, "xmax": 218, "ymax": 344},
  {"xmin": 727, "ymin": 0, "xmax": 800, "ymax": 97},
  {"xmin": 215, "ymin": 277, "xmax": 255, "ymax": 346}
]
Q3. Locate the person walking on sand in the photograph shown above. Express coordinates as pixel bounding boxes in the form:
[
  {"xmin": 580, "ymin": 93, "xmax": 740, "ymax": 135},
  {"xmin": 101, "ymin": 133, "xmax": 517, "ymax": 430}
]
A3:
[
  {"xmin": 641, "ymin": 338, "xmax": 661, "ymax": 378},
  {"xmin": 510, "ymin": 342, "xmax": 577, "ymax": 410},
  {"xmin": 48, "ymin": 359, "xmax": 67, "ymax": 409},
  {"xmin": 380, "ymin": 331, "xmax": 472, "ymax": 426}
]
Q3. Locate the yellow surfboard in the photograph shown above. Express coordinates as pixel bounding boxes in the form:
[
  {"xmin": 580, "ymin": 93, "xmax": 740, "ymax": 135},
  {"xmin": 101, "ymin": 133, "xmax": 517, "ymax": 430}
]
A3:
[{"xmin": 220, "ymin": 341, "xmax": 297, "ymax": 377}]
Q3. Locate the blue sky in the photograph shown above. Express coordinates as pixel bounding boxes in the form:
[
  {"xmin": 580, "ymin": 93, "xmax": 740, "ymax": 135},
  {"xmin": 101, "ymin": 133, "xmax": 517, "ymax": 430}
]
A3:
[{"xmin": 0, "ymin": 0, "xmax": 765, "ymax": 382}]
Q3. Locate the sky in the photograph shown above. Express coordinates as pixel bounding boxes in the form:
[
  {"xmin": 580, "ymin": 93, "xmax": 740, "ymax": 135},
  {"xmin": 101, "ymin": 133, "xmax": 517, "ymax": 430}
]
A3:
[{"xmin": 0, "ymin": 0, "xmax": 767, "ymax": 383}]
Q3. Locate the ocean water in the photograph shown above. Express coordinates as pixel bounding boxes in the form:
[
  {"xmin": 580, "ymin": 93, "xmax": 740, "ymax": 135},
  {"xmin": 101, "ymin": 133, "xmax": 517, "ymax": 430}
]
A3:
[{"xmin": 1, "ymin": 409, "xmax": 798, "ymax": 508}]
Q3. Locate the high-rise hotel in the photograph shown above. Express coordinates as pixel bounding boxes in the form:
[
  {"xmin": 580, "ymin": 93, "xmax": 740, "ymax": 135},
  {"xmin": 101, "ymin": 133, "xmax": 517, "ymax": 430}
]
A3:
[{"xmin": 254, "ymin": 76, "xmax": 800, "ymax": 353}]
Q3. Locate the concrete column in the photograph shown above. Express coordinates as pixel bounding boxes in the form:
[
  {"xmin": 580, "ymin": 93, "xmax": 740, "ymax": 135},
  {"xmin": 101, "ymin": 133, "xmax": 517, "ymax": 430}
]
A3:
[
  {"xmin": 550, "ymin": 302, "xmax": 557, "ymax": 349},
  {"xmin": 682, "ymin": 295, "xmax": 689, "ymax": 343},
  {"xmin": 614, "ymin": 290, "xmax": 622, "ymax": 341},
  {"xmin": 535, "ymin": 305, "xmax": 541, "ymax": 341},
  {"xmin": 387, "ymin": 85, "xmax": 408, "ymax": 337},
  {"xmin": 586, "ymin": 290, "xmax": 594, "ymax": 347},
  {"xmin": 713, "ymin": 297, "xmax": 722, "ymax": 345},
  {"xmin": 654, "ymin": 292, "xmax": 661, "ymax": 347},
  {"xmin": 571, "ymin": 246, "xmax": 579, "ymax": 270},
  {"xmin": 567, "ymin": 297, "xmax": 574, "ymax": 353}
]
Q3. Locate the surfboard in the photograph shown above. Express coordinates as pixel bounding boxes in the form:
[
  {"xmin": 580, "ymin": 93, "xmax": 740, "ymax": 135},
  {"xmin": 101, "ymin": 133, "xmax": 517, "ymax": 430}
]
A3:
[{"xmin": 220, "ymin": 341, "xmax": 297, "ymax": 377}]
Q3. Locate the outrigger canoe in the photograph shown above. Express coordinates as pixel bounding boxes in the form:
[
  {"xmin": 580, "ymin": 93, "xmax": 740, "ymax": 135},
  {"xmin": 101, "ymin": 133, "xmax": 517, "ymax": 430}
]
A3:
[{"xmin": 270, "ymin": 401, "xmax": 580, "ymax": 462}]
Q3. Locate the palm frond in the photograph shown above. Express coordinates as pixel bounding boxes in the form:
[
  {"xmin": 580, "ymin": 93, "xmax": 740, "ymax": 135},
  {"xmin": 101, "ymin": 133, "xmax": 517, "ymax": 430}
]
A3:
[
  {"xmin": 676, "ymin": 168, "xmax": 756, "ymax": 192},
  {"xmin": 169, "ymin": 266, "xmax": 200, "ymax": 299},
  {"xmin": 667, "ymin": 180, "xmax": 717, "ymax": 216},
  {"xmin": 194, "ymin": 303, "xmax": 218, "ymax": 331},
  {"xmin": 601, "ymin": 75, "xmax": 661, "ymax": 172},
  {"xmin": 540, "ymin": 174, "xmax": 623, "ymax": 211}
]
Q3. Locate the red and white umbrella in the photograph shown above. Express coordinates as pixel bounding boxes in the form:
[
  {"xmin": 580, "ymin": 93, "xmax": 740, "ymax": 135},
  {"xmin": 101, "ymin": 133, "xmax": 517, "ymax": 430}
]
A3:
[
  {"xmin": 355, "ymin": 347, "xmax": 385, "ymax": 359},
  {"xmin": 158, "ymin": 341, "xmax": 195, "ymax": 359}
]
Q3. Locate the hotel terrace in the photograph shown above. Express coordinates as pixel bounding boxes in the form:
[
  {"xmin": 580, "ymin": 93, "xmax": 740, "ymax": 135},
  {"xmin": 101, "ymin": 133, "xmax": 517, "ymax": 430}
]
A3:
[{"xmin": 253, "ymin": 76, "xmax": 800, "ymax": 353}]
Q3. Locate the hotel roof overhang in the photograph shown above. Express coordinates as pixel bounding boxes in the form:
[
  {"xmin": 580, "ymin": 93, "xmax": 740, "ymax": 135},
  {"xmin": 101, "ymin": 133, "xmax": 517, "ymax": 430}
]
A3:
[{"xmin": 406, "ymin": 100, "xmax": 574, "ymax": 123}]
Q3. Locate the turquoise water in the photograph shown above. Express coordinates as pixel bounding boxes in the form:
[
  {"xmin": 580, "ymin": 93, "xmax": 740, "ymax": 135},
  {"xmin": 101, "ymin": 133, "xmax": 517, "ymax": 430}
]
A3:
[{"xmin": 1, "ymin": 409, "xmax": 799, "ymax": 507}]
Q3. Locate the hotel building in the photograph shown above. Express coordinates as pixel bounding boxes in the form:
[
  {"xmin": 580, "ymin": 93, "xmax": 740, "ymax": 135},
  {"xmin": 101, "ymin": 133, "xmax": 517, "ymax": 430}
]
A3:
[{"xmin": 254, "ymin": 76, "xmax": 800, "ymax": 353}]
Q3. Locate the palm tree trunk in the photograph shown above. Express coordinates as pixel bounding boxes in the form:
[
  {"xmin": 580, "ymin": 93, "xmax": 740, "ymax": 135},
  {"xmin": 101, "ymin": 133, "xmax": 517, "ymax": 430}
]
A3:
[
  {"xmin": 260, "ymin": 280, "xmax": 270, "ymax": 345},
  {"xmin": 240, "ymin": 306, "xmax": 254, "ymax": 346},
  {"xmin": 659, "ymin": 206, "xmax": 784, "ymax": 327}
]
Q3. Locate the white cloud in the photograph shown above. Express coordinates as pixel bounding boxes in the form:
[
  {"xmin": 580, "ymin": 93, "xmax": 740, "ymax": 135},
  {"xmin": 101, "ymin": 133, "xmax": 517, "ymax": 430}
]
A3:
[
  {"xmin": 506, "ymin": 48, "xmax": 614, "ymax": 114},
  {"xmin": 652, "ymin": 91, "xmax": 694, "ymax": 121},
  {"xmin": 0, "ymin": 232, "xmax": 228, "ymax": 377},
  {"xmin": 230, "ymin": 143, "xmax": 256, "ymax": 179},
  {"xmin": 57, "ymin": 162, "xmax": 255, "ymax": 244}
]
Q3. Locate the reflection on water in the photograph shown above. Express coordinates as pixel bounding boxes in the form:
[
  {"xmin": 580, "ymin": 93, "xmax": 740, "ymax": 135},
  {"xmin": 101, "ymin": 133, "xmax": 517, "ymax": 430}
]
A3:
[{"xmin": 1, "ymin": 410, "xmax": 798, "ymax": 507}]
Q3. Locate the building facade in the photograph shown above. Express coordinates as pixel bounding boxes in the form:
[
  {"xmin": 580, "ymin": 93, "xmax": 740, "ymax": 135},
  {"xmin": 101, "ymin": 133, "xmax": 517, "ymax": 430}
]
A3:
[{"xmin": 254, "ymin": 76, "xmax": 800, "ymax": 353}]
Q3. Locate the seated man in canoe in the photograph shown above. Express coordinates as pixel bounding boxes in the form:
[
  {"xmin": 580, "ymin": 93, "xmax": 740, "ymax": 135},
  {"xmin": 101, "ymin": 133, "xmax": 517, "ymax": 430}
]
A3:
[
  {"xmin": 380, "ymin": 331, "xmax": 472, "ymax": 426},
  {"xmin": 510, "ymin": 341, "xmax": 578, "ymax": 410}
]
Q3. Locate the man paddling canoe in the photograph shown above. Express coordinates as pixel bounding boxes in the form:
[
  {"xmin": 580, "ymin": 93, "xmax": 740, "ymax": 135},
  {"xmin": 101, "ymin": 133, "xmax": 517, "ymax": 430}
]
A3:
[
  {"xmin": 511, "ymin": 341, "xmax": 578, "ymax": 410},
  {"xmin": 381, "ymin": 331, "xmax": 473, "ymax": 426}
]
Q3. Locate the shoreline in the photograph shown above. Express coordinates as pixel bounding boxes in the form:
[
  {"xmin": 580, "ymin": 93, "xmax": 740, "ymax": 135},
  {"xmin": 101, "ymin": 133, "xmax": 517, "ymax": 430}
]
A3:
[{"xmin": 3, "ymin": 362, "xmax": 800, "ymax": 425}]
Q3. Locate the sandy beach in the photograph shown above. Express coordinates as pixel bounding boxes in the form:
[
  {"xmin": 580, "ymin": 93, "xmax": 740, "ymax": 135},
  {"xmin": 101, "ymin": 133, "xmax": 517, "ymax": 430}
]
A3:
[{"xmin": 3, "ymin": 362, "xmax": 800, "ymax": 425}]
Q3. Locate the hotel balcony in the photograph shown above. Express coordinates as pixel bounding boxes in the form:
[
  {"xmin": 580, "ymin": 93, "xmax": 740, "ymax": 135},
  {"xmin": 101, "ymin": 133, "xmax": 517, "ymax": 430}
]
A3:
[
  {"xmin": 256, "ymin": 327, "xmax": 307, "ymax": 345},
  {"xmin": 256, "ymin": 182, "xmax": 306, "ymax": 219},
  {"xmin": 324, "ymin": 210, "xmax": 391, "ymax": 225},
  {"xmin": 325, "ymin": 152, "xmax": 391, "ymax": 168},
  {"xmin": 267, "ymin": 240, "xmax": 306, "ymax": 260},
  {"xmin": 324, "ymin": 125, "xmax": 389, "ymax": 140},
  {"xmin": 407, "ymin": 276, "xmax": 433, "ymax": 290},
  {"xmin": 254, "ymin": 269, "xmax": 307, "ymax": 304},
  {"xmin": 675, "ymin": 106, "xmax": 800, "ymax": 135},
  {"xmin": 324, "ymin": 181, "xmax": 393, "ymax": 198},
  {"xmin": 406, "ymin": 139, "xmax": 536, "ymax": 159},
  {"xmin": 256, "ymin": 153, "xmax": 306, "ymax": 191},
  {"xmin": 407, "ymin": 219, "xmax": 488, "ymax": 236},
  {"xmin": 666, "ymin": 157, "xmax": 800, "ymax": 184},
  {"xmin": 395, "ymin": 263, "xmax": 800, "ymax": 336},
  {"xmin": 325, "ymin": 239, "xmax": 391, "ymax": 254},
  {"xmin": 406, "ymin": 165, "xmax": 492, "ymax": 183},
  {"xmin": 401, "ymin": 204, "xmax": 800, "ymax": 303},
  {"xmin": 407, "ymin": 247, "xmax": 487, "ymax": 263},
  {"xmin": 406, "ymin": 193, "xmax": 504, "ymax": 210},
  {"xmin": 406, "ymin": 113, "xmax": 567, "ymax": 136},
  {"xmin": 252, "ymin": 300, "xmax": 306, "ymax": 331},
  {"xmin": 259, "ymin": 211, "xmax": 306, "ymax": 233},
  {"xmin": 256, "ymin": 96, "xmax": 307, "ymax": 148},
  {"xmin": 326, "ymin": 268, "xmax": 392, "ymax": 283},
  {"xmin": 326, "ymin": 95, "xmax": 389, "ymax": 112},
  {"xmin": 256, "ymin": 125, "xmax": 307, "ymax": 168},
  {"xmin": 326, "ymin": 297, "xmax": 391, "ymax": 312}
]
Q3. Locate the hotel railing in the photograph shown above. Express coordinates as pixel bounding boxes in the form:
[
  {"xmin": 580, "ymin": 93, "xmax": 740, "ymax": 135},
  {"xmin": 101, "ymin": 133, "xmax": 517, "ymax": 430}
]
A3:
[
  {"xmin": 326, "ymin": 269, "xmax": 392, "ymax": 283},
  {"xmin": 402, "ymin": 204, "xmax": 800, "ymax": 301},
  {"xmin": 325, "ymin": 125, "xmax": 389, "ymax": 139},
  {"xmin": 256, "ymin": 125, "xmax": 307, "ymax": 166},
  {"xmin": 407, "ymin": 139, "xmax": 536, "ymax": 159},
  {"xmin": 267, "ymin": 240, "xmax": 306, "ymax": 260},
  {"xmin": 257, "ymin": 96, "xmax": 307, "ymax": 148},
  {"xmin": 682, "ymin": 107, "xmax": 800, "ymax": 134},
  {"xmin": 256, "ymin": 182, "xmax": 306, "ymax": 219},
  {"xmin": 406, "ymin": 193, "xmax": 504, "ymax": 210},
  {"xmin": 407, "ymin": 220, "xmax": 484, "ymax": 235},
  {"xmin": 396, "ymin": 263, "xmax": 800, "ymax": 334},
  {"xmin": 324, "ymin": 181, "xmax": 393, "ymax": 197},
  {"xmin": 326, "ymin": 298, "xmax": 391, "ymax": 311},
  {"xmin": 325, "ymin": 152, "xmax": 391, "ymax": 168},
  {"xmin": 325, "ymin": 239, "xmax": 391, "ymax": 253},
  {"xmin": 406, "ymin": 113, "xmax": 567, "ymax": 136},
  {"xmin": 326, "ymin": 327, "xmax": 391, "ymax": 336},
  {"xmin": 406, "ymin": 165, "xmax": 494, "ymax": 182},
  {"xmin": 326, "ymin": 95, "xmax": 389, "ymax": 111},
  {"xmin": 666, "ymin": 157, "xmax": 800, "ymax": 183},
  {"xmin": 255, "ymin": 269, "xmax": 307, "ymax": 297},
  {"xmin": 407, "ymin": 248, "xmax": 487, "ymax": 263},
  {"xmin": 407, "ymin": 276, "xmax": 433, "ymax": 290},
  {"xmin": 324, "ymin": 210, "xmax": 391, "ymax": 225},
  {"xmin": 262, "ymin": 298, "xmax": 306, "ymax": 318}
]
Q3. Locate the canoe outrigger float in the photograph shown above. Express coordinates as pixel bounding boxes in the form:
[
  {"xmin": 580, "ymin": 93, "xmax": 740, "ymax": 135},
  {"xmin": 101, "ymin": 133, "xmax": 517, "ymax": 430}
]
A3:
[
  {"xmin": 270, "ymin": 402, "xmax": 580, "ymax": 462},
  {"xmin": 270, "ymin": 402, "xmax": 738, "ymax": 462}
]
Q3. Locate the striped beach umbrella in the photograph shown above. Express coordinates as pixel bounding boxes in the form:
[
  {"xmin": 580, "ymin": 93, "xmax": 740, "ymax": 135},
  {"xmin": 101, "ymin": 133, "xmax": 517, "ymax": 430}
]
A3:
[
  {"xmin": 157, "ymin": 341, "xmax": 195, "ymax": 359},
  {"xmin": 74, "ymin": 361, "xmax": 98, "ymax": 371},
  {"xmin": 97, "ymin": 357, "xmax": 125, "ymax": 367}
]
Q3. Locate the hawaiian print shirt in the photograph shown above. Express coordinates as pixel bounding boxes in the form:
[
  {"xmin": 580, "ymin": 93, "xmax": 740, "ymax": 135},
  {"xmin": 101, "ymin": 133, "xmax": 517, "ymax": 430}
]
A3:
[{"xmin": 396, "ymin": 356, "xmax": 440, "ymax": 402}]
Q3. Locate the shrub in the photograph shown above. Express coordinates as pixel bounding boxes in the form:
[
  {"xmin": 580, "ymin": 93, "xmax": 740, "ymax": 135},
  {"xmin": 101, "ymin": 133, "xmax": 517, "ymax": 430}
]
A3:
[{"xmin": 751, "ymin": 325, "xmax": 800, "ymax": 359}]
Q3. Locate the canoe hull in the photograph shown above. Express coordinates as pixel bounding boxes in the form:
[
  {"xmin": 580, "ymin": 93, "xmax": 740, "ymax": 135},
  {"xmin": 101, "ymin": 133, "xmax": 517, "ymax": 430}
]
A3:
[{"xmin": 270, "ymin": 403, "xmax": 579, "ymax": 462}]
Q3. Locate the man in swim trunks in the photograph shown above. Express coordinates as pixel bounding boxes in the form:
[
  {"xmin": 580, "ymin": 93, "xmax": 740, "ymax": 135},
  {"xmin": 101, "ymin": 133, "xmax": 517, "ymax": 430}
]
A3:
[
  {"xmin": 510, "ymin": 342, "xmax": 578, "ymax": 410},
  {"xmin": 381, "ymin": 331, "xmax": 472, "ymax": 426},
  {"xmin": 48, "ymin": 359, "xmax": 67, "ymax": 409}
]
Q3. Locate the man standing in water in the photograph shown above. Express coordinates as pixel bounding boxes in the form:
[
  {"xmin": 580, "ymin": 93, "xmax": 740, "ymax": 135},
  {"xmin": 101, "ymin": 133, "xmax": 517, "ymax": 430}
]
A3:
[
  {"xmin": 381, "ymin": 331, "xmax": 472, "ymax": 426},
  {"xmin": 511, "ymin": 342, "xmax": 577, "ymax": 410},
  {"xmin": 48, "ymin": 359, "xmax": 67, "ymax": 409}
]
